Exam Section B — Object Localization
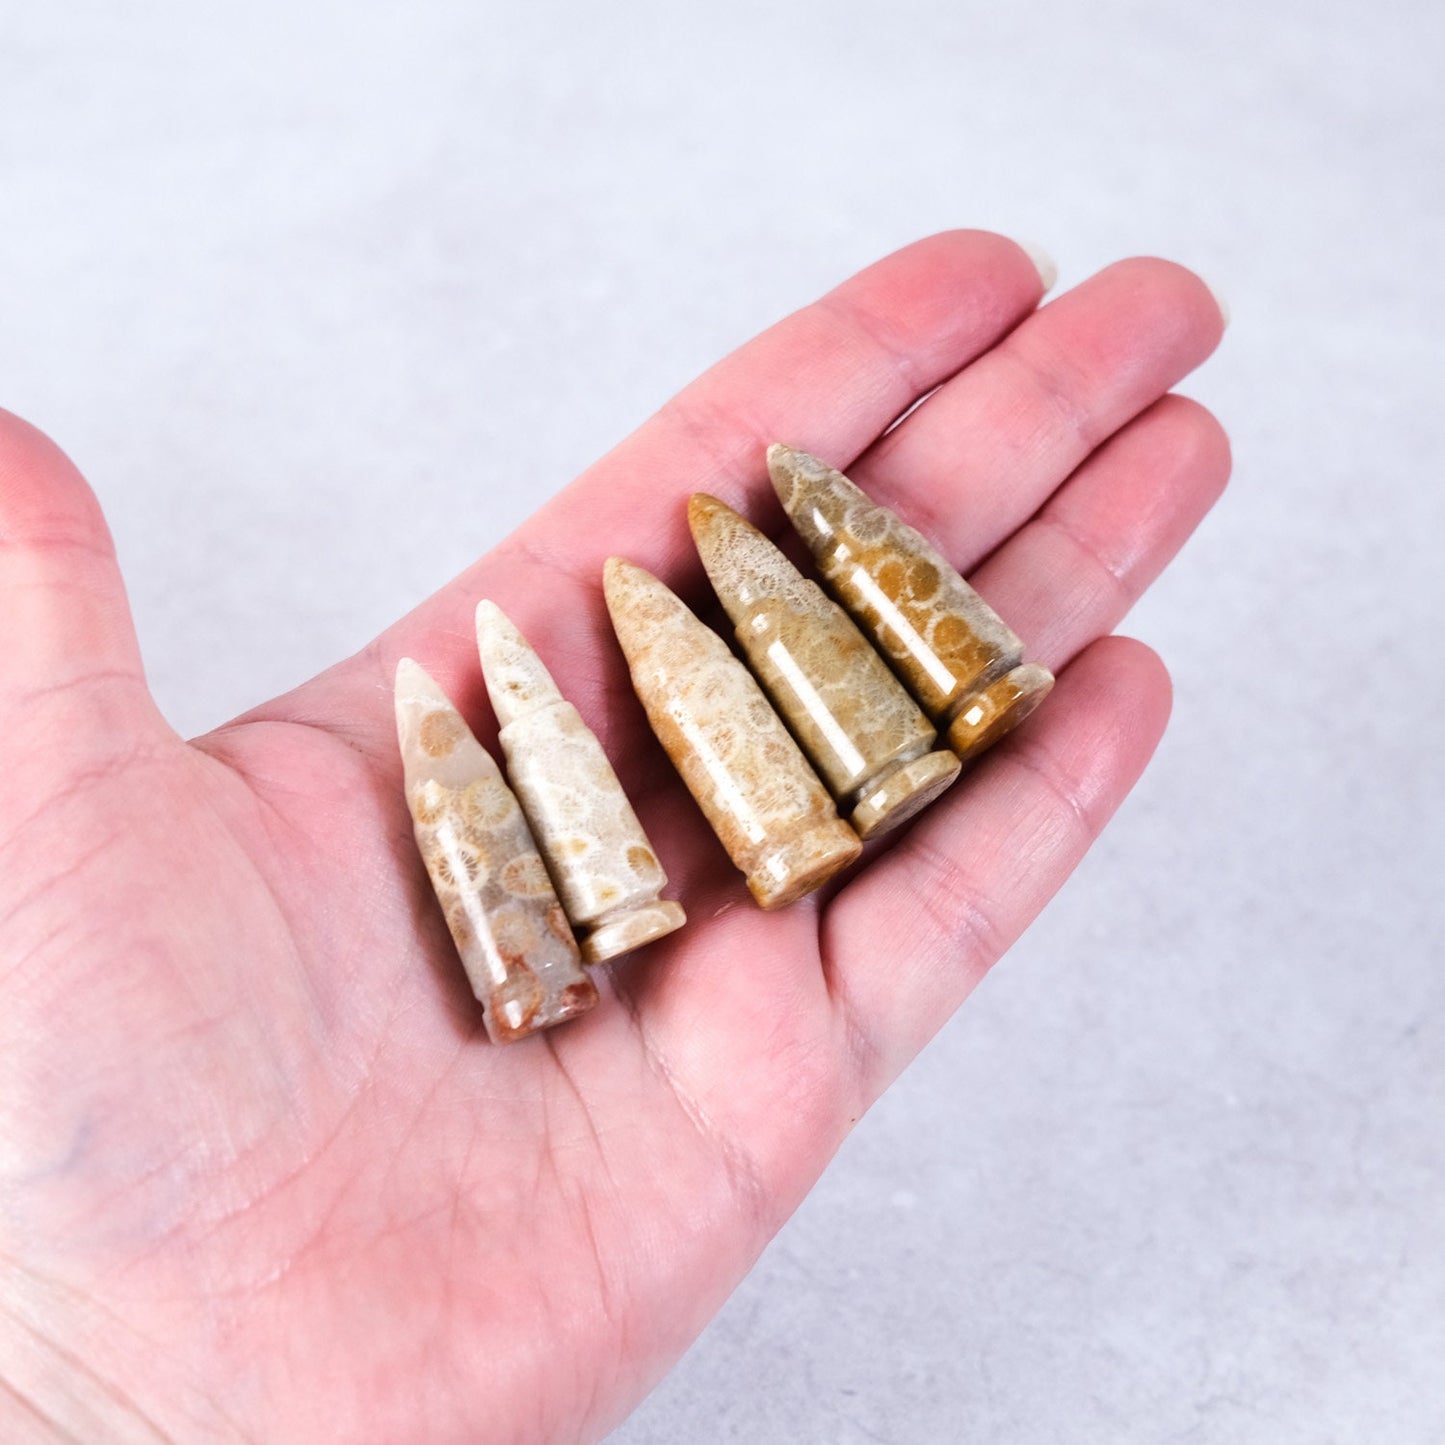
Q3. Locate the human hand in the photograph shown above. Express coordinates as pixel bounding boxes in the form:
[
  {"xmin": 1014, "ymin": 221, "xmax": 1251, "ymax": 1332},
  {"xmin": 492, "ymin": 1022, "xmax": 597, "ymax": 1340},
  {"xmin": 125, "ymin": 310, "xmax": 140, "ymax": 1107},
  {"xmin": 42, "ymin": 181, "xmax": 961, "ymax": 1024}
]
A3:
[{"xmin": 0, "ymin": 232, "xmax": 1228, "ymax": 1442}]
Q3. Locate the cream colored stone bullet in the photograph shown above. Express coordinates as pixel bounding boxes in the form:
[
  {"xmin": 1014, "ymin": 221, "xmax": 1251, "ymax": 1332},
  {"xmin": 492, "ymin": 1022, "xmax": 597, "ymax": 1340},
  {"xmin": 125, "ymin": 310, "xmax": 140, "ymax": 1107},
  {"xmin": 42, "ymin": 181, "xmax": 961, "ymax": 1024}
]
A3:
[
  {"xmin": 768, "ymin": 444, "xmax": 1054, "ymax": 760},
  {"xmin": 394, "ymin": 658, "xmax": 597, "ymax": 1042},
  {"xmin": 475, "ymin": 600, "xmax": 686, "ymax": 964},
  {"xmin": 687, "ymin": 495, "xmax": 960, "ymax": 839},
  {"xmin": 602, "ymin": 557, "xmax": 861, "ymax": 909}
]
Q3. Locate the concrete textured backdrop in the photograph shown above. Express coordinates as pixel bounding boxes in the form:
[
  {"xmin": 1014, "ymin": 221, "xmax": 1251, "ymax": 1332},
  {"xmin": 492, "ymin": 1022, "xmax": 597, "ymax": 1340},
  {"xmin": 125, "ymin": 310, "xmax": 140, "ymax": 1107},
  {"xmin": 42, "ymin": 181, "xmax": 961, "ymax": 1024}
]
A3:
[{"xmin": 2, "ymin": 1, "xmax": 1440, "ymax": 1439}]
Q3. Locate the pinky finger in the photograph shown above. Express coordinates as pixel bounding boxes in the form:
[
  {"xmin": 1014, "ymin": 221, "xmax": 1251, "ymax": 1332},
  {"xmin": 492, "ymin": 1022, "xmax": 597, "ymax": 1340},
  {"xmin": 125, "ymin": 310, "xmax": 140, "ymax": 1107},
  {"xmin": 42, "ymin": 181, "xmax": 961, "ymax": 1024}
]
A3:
[{"xmin": 822, "ymin": 635, "xmax": 1173, "ymax": 1098}]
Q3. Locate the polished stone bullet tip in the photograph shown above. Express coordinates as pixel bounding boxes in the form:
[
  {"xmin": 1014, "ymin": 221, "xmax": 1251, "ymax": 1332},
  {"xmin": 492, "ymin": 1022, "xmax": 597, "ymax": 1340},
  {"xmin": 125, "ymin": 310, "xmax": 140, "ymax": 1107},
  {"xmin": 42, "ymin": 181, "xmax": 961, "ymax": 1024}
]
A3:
[
  {"xmin": 688, "ymin": 492, "xmax": 808, "ymax": 621},
  {"xmin": 395, "ymin": 654, "xmax": 442, "ymax": 702},
  {"xmin": 394, "ymin": 657, "xmax": 465, "ymax": 745},
  {"xmin": 945, "ymin": 662, "xmax": 1055, "ymax": 759},
  {"xmin": 602, "ymin": 557, "xmax": 644, "ymax": 627},
  {"xmin": 687, "ymin": 491, "xmax": 728, "ymax": 528},
  {"xmin": 685, "ymin": 493, "xmax": 735, "ymax": 578},
  {"xmin": 766, "ymin": 442, "xmax": 822, "ymax": 492},
  {"xmin": 603, "ymin": 555, "xmax": 642, "ymax": 603},
  {"xmin": 766, "ymin": 442, "xmax": 841, "ymax": 484},
  {"xmin": 475, "ymin": 599, "xmax": 565, "ymax": 730},
  {"xmin": 765, "ymin": 444, "xmax": 866, "ymax": 551},
  {"xmin": 603, "ymin": 557, "xmax": 692, "ymax": 640}
]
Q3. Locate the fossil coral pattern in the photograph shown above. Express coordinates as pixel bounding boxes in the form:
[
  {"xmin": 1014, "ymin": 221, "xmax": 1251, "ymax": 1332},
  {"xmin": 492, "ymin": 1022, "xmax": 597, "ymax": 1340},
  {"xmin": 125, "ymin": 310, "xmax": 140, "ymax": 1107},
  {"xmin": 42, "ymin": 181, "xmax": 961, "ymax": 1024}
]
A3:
[
  {"xmin": 394, "ymin": 658, "xmax": 597, "ymax": 1042},
  {"xmin": 476, "ymin": 600, "xmax": 685, "ymax": 963},
  {"xmin": 768, "ymin": 444, "xmax": 1054, "ymax": 759},
  {"xmin": 688, "ymin": 494, "xmax": 959, "ymax": 839},
  {"xmin": 603, "ymin": 557, "xmax": 861, "ymax": 908}
]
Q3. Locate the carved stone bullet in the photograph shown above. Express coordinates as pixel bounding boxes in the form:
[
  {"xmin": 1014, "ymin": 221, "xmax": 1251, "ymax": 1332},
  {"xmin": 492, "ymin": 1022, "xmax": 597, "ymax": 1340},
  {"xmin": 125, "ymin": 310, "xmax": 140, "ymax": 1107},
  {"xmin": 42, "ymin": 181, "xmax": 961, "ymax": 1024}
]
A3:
[
  {"xmin": 475, "ymin": 600, "xmax": 686, "ymax": 964},
  {"xmin": 768, "ymin": 444, "xmax": 1054, "ymax": 760},
  {"xmin": 602, "ymin": 557, "xmax": 862, "ymax": 909},
  {"xmin": 687, "ymin": 494, "xmax": 960, "ymax": 840},
  {"xmin": 394, "ymin": 658, "xmax": 597, "ymax": 1043}
]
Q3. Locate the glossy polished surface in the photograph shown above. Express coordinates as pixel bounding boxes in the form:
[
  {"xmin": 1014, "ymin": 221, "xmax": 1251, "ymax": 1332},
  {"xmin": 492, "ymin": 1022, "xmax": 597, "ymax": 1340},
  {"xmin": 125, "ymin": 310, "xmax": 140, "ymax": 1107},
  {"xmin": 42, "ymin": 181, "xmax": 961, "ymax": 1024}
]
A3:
[
  {"xmin": 768, "ymin": 444, "xmax": 1054, "ymax": 760},
  {"xmin": 602, "ymin": 557, "xmax": 861, "ymax": 908},
  {"xmin": 394, "ymin": 658, "xmax": 597, "ymax": 1041},
  {"xmin": 688, "ymin": 494, "xmax": 959, "ymax": 839},
  {"xmin": 40, "ymin": 8, "xmax": 1440, "ymax": 1436},
  {"xmin": 476, "ymin": 600, "xmax": 685, "ymax": 963}
]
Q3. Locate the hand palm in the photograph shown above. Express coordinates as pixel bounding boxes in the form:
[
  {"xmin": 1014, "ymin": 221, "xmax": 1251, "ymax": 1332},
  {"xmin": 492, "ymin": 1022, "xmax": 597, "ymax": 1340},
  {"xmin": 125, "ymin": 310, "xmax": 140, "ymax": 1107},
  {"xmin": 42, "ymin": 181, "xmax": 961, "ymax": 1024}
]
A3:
[{"xmin": 1, "ymin": 233, "xmax": 1227, "ymax": 1442}]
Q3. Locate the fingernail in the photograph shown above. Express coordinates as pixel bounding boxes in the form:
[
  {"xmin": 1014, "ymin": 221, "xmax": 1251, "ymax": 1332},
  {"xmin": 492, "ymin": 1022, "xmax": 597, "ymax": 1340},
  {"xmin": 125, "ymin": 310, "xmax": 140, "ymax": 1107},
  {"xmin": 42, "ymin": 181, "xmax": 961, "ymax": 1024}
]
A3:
[
  {"xmin": 1198, "ymin": 273, "xmax": 1231, "ymax": 328},
  {"xmin": 1014, "ymin": 239, "xmax": 1058, "ymax": 294}
]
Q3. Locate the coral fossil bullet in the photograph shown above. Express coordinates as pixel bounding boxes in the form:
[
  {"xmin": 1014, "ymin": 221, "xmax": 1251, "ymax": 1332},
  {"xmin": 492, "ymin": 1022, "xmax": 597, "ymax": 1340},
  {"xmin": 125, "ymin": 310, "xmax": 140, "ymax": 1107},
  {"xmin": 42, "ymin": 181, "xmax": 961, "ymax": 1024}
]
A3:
[
  {"xmin": 688, "ymin": 495, "xmax": 960, "ymax": 840},
  {"xmin": 475, "ymin": 600, "xmax": 686, "ymax": 964},
  {"xmin": 768, "ymin": 444, "xmax": 1055, "ymax": 760},
  {"xmin": 602, "ymin": 558, "xmax": 862, "ymax": 909},
  {"xmin": 394, "ymin": 658, "xmax": 597, "ymax": 1043}
]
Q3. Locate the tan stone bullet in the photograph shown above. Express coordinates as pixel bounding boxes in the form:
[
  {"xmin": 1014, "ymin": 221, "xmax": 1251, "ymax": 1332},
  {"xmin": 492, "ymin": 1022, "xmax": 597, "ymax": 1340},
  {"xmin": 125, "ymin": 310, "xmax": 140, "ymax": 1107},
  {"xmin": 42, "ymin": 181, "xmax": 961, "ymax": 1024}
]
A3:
[
  {"xmin": 602, "ymin": 557, "xmax": 862, "ymax": 909},
  {"xmin": 475, "ymin": 600, "xmax": 686, "ymax": 964},
  {"xmin": 768, "ymin": 444, "xmax": 1054, "ymax": 760},
  {"xmin": 687, "ymin": 494, "xmax": 960, "ymax": 840},
  {"xmin": 394, "ymin": 658, "xmax": 597, "ymax": 1043}
]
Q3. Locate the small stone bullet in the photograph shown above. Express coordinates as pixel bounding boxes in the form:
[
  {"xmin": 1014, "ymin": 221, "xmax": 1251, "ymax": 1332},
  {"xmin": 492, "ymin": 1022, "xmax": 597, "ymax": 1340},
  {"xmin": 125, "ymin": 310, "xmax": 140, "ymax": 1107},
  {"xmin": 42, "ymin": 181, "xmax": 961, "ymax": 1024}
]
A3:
[
  {"xmin": 394, "ymin": 658, "xmax": 597, "ymax": 1043},
  {"xmin": 475, "ymin": 600, "xmax": 686, "ymax": 964},
  {"xmin": 602, "ymin": 557, "xmax": 862, "ymax": 909},
  {"xmin": 768, "ymin": 444, "xmax": 1054, "ymax": 760},
  {"xmin": 687, "ymin": 494, "xmax": 960, "ymax": 840}
]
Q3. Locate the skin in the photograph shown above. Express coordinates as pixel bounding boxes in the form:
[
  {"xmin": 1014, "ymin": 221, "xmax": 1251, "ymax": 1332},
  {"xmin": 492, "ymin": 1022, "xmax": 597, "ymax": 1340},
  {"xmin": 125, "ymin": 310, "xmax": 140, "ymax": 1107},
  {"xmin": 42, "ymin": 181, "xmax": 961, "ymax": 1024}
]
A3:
[{"xmin": 0, "ymin": 231, "xmax": 1229, "ymax": 1443}]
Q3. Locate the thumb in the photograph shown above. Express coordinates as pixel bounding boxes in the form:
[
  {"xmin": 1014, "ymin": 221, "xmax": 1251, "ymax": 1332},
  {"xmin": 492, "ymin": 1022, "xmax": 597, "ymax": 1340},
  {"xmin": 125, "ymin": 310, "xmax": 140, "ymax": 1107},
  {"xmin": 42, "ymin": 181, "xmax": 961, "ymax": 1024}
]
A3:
[{"xmin": 0, "ymin": 408, "xmax": 167, "ymax": 763}]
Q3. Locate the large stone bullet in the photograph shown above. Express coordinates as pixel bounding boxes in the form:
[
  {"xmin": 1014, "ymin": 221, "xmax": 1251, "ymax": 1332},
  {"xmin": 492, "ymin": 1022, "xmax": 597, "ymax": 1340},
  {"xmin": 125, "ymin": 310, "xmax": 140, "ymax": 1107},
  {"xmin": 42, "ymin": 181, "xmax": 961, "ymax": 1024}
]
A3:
[
  {"xmin": 768, "ymin": 444, "xmax": 1054, "ymax": 760},
  {"xmin": 687, "ymin": 494, "xmax": 959, "ymax": 839},
  {"xmin": 602, "ymin": 557, "xmax": 861, "ymax": 909},
  {"xmin": 475, "ymin": 600, "xmax": 685, "ymax": 964},
  {"xmin": 394, "ymin": 658, "xmax": 597, "ymax": 1042}
]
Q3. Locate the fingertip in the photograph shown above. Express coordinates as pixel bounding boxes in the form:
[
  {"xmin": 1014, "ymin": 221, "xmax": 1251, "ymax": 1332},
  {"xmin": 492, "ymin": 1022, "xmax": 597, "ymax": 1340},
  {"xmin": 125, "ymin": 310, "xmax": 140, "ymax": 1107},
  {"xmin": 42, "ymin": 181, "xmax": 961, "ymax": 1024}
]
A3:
[
  {"xmin": 829, "ymin": 229, "xmax": 1060, "ymax": 372},
  {"xmin": 1097, "ymin": 630, "xmax": 1171, "ymax": 687},
  {"xmin": 918, "ymin": 227, "xmax": 1056, "ymax": 291},
  {"xmin": 1146, "ymin": 394, "xmax": 1233, "ymax": 491},
  {"xmin": 0, "ymin": 407, "xmax": 109, "ymax": 550},
  {"xmin": 1067, "ymin": 633, "xmax": 1173, "ymax": 743},
  {"xmin": 1097, "ymin": 256, "xmax": 1230, "ymax": 346}
]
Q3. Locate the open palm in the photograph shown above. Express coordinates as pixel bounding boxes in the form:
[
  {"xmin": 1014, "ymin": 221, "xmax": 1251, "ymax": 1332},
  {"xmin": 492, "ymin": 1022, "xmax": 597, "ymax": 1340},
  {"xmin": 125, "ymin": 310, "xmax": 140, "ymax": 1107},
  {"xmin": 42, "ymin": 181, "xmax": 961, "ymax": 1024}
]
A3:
[{"xmin": 0, "ymin": 232, "xmax": 1227, "ymax": 1442}]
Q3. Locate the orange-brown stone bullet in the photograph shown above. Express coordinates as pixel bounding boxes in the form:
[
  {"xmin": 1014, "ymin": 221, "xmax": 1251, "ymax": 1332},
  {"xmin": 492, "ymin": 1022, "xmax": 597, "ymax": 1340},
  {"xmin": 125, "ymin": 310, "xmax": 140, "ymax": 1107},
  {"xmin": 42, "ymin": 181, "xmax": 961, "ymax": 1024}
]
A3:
[
  {"xmin": 688, "ymin": 494, "xmax": 960, "ymax": 839},
  {"xmin": 768, "ymin": 444, "xmax": 1054, "ymax": 760},
  {"xmin": 602, "ymin": 557, "xmax": 862, "ymax": 908},
  {"xmin": 394, "ymin": 658, "xmax": 598, "ymax": 1043}
]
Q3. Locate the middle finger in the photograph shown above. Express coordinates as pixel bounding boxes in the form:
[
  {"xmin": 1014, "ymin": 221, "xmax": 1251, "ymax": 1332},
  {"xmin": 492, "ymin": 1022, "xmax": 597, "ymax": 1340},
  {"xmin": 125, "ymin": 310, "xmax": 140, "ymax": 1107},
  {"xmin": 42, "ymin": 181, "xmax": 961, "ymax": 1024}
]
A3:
[{"xmin": 841, "ymin": 256, "xmax": 1227, "ymax": 571}]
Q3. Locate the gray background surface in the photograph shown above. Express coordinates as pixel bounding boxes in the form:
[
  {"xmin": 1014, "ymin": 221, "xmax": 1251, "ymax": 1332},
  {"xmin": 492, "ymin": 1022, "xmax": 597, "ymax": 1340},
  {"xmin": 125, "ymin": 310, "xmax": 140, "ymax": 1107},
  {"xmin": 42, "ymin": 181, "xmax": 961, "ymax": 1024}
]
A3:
[{"xmin": 3, "ymin": 1, "xmax": 1441, "ymax": 1440}]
